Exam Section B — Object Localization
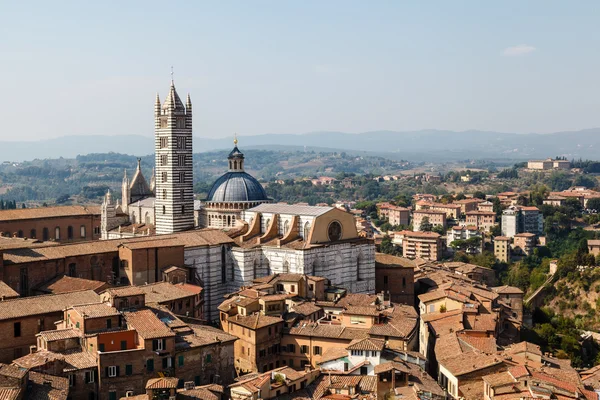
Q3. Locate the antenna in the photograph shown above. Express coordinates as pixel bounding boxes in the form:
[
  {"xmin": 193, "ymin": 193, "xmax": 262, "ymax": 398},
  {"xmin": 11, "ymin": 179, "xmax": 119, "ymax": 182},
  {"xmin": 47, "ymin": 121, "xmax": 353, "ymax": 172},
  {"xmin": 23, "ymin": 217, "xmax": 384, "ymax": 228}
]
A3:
[{"xmin": 171, "ymin": 66, "xmax": 174, "ymax": 83}]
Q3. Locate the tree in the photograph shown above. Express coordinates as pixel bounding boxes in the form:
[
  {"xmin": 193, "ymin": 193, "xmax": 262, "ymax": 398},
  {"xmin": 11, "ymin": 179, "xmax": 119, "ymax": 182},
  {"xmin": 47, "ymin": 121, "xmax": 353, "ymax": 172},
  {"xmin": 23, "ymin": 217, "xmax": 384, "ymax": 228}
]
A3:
[
  {"xmin": 420, "ymin": 217, "xmax": 433, "ymax": 232},
  {"xmin": 587, "ymin": 198, "xmax": 600, "ymax": 212},
  {"xmin": 473, "ymin": 191, "xmax": 486, "ymax": 200},
  {"xmin": 573, "ymin": 175, "xmax": 597, "ymax": 189}
]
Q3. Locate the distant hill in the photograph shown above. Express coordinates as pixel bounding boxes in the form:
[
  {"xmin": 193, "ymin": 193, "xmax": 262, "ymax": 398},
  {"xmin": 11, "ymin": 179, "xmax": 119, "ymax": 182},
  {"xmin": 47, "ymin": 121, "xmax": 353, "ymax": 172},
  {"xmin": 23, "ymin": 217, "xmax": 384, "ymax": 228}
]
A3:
[{"xmin": 2, "ymin": 128, "xmax": 599, "ymax": 162}]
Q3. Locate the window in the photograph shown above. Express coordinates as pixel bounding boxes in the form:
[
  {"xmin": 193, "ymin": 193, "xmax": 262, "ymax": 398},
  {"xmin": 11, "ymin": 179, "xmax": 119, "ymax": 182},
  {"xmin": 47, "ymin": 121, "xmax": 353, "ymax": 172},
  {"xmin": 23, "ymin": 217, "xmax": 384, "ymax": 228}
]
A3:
[
  {"xmin": 55, "ymin": 227, "xmax": 60, "ymax": 240},
  {"xmin": 121, "ymin": 340, "xmax": 127, "ymax": 350},
  {"xmin": 84, "ymin": 371, "xmax": 95, "ymax": 384},
  {"xmin": 287, "ymin": 344, "xmax": 295, "ymax": 353},
  {"xmin": 181, "ymin": 205, "xmax": 185, "ymax": 214},
  {"xmin": 160, "ymin": 137, "xmax": 168, "ymax": 148},
  {"xmin": 429, "ymin": 304, "xmax": 435, "ymax": 313},
  {"xmin": 109, "ymin": 392, "xmax": 117, "ymax": 400},
  {"xmin": 162, "ymin": 205, "xmax": 166, "ymax": 215},
  {"xmin": 17, "ymin": 230, "xmax": 23, "ymax": 238},
  {"xmin": 301, "ymin": 345, "xmax": 309, "ymax": 354},
  {"xmin": 162, "ymin": 189, "xmax": 167, "ymax": 200},
  {"xmin": 402, "ymin": 277, "xmax": 406, "ymax": 287},
  {"xmin": 161, "ymin": 154, "xmax": 168, "ymax": 166},
  {"xmin": 221, "ymin": 246, "xmax": 227, "ymax": 284},
  {"xmin": 289, "ymin": 359, "xmax": 294, "ymax": 367},
  {"xmin": 351, "ymin": 350, "xmax": 363, "ymax": 356},
  {"xmin": 106, "ymin": 319, "xmax": 112, "ymax": 329},
  {"xmin": 383, "ymin": 276, "xmax": 388, "ymax": 285},
  {"xmin": 67, "ymin": 226, "xmax": 73, "ymax": 240},
  {"xmin": 80, "ymin": 225, "xmax": 86, "ymax": 238},
  {"xmin": 178, "ymin": 154, "xmax": 186, "ymax": 166},
  {"xmin": 290, "ymin": 285, "xmax": 295, "ymax": 293},
  {"xmin": 153, "ymin": 339, "xmax": 165, "ymax": 351},
  {"xmin": 68, "ymin": 374, "xmax": 75, "ymax": 387},
  {"xmin": 42, "ymin": 227, "xmax": 49, "ymax": 241},
  {"xmin": 178, "ymin": 171, "xmax": 185, "ymax": 183},
  {"xmin": 178, "ymin": 355, "xmax": 184, "ymax": 367},
  {"xmin": 68, "ymin": 263, "xmax": 77, "ymax": 277},
  {"xmin": 107, "ymin": 366, "xmax": 118, "ymax": 377},
  {"xmin": 180, "ymin": 189, "xmax": 184, "ymax": 201},
  {"xmin": 99, "ymin": 344, "xmax": 105, "ymax": 352},
  {"xmin": 205, "ymin": 354, "xmax": 212, "ymax": 363},
  {"xmin": 147, "ymin": 359, "xmax": 154, "ymax": 372},
  {"xmin": 162, "ymin": 172, "xmax": 168, "ymax": 183},
  {"xmin": 268, "ymin": 327, "xmax": 272, "ymax": 335},
  {"xmin": 30, "ymin": 229, "xmax": 36, "ymax": 239},
  {"xmin": 177, "ymin": 136, "xmax": 185, "ymax": 149},
  {"xmin": 313, "ymin": 346, "xmax": 321, "ymax": 355},
  {"xmin": 360, "ymin": 366, "xmax": 368, "ymax": 375},
  {"xmin": 327, "ymin": 220, "xmax": 342, "ymax": 241},
  {"xmin": 177, "ymin": 118, "xmax": 186, "ymax": 129},
  {"xmin": 13, "ymin": 322, "xmax": 21, "ymax": 337},
  {"xmin": 125, "ymin": 364, "xmax": 132, "ymax": 376}
]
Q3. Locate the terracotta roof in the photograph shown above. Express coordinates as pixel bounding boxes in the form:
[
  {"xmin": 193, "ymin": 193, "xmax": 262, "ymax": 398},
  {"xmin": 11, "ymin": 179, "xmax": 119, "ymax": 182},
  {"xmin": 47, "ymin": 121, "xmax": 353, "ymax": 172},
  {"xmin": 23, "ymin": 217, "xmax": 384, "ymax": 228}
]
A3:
[
  {"xmin": 123, "ymin": 308, "xmax": 176, "ymax": 339},
  {"xmin": 146, "ymin": 377, "xmax": 179, "ymax": 389},
  {"xmin": 0, "ymin": 363, "xmax": 28, "ymax": 379},
  {"xmin": 0, "ymin": 388, "xmax": 20, "ymax": 400},
  {"xmin": 508, "ymin": 365, "xmax": 530, "ymax": 379},
  {"xmin": 375, "ymin": 253, "xmax": 416, "ymax": 268},
  {"xmin": 335, "ymin": 293, "xmax": 378, "ymax": 308},
  {"xmin": 397, "ymin": 230, "xmax": 441, "ymax": 239},
  {"xmin": 373, "ymin": 361, "xmax": 411, "ymax": 374},
  {"xmin": 494, "ymin": 236, "xmax": 511, "ymax": 241},
  {"xmin": 71, "ymin": 303, "xmax": 120, "ymax": 319},
  {"xmin": 0, "ymin": 290, "xmax": 100, "ymax": 320},
  {"xmin": 458, "ymin": 335, "xmax": 497, "ymax": 354},
  {"xmin": 317, "ymin": 347, "xmax": 349, "ymax": 364},
  {"xmin": 175, "ymin": 324, "xmax": 237, "ymax": 350},
  {"xmin": 0, "ymin": 205, "xmax": 100, "ymax": 221},
  {"xmin": 346, "ymin": 338, "xmax": 385, "ymax": 351},
  {"xmin": 0, "ymin": 281, "xmax": 19, "ymax": 299},
  {"xmin": 292, "ymin": 302, "xmax": 321, "ymax": 316},
  {"xmin": 35, "ymin": 275, "xmax": 107, "ymax": 294},
  {"xmin": 464, "ymin": 313, "xmax": 497, "ymax": 332},
  {"xmin": 492, "ymin": 285, "xmax": 524, "ymax": 294},
  {"xmin": 38, "ymin": 328, "xmax": 81, "ymax": 342},
  {"xmin": 177, "ymin": 283, "xmax": 203, "ymax": 295},
  {"xmin": 27, "ymin": 371, "xmax": 69, "ymax": 400},
  {"xmin": 138, "ymin": 282, "xmax": 196, "ymax": 304},
  {"xmin": 288, "ymin": 323, "xmax": 368, "ymax": 340},
  {"xmin": 104, "ymin": 286, "xmax": 145, "ymax": 297},
  {"xmin": 439, "ymin": 352, "xmax": 502, "ymax": 377},
  {"xmin": 229, "ymin": 313, "xmax": 283, "ymax": 330},
  {"xmin": 342, "ymin": 305, "xmax": 380, "ymax": 317},
  {"xmin": 506, "ymin": 341, "xmax": 541, "ymax": 356}
]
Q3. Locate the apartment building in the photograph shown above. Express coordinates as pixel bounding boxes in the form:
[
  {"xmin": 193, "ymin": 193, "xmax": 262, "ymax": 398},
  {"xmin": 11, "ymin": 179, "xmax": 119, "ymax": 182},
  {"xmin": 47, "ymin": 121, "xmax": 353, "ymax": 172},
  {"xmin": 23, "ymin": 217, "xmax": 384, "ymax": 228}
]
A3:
[
  {"xmin": 513, "ymin": 233, "xmax": 537, "ymax": 256},
  {"xmin": 493, "ymin": 237, "xmax": 511, "ymax": 263},
  {"xmin": 377, "ymin": 202, "xmax": 410, "ymax": 226},
  {"xmin": 415, "ymin": 201, "xmax": 461, "ymax": 220},
  {"xmin": 454, "ymin": 198, "xmax": 484, "ymax": 214},
  {"xmin": 394, "ymin": 231, "xmax": 443, "ymax": 261},
  {"xmin": 447, "ymin": 226, "xmax": 482, "ymax": 254},
  {"xmin": 465, "ymin": 211, "xmax": 496, "ymax": 232},
  {"xmin": 501, "ymin": 206, "xmax": 544, "ymax": 237},
  {"xmin": 412, "ymin": 210, "xmax": 447, "ymax": 231}
]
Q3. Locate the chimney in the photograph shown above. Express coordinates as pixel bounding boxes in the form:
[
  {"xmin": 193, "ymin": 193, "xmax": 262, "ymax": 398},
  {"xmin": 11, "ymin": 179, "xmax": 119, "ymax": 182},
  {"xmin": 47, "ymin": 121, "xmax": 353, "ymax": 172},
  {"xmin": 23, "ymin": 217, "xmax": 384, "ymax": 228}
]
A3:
[{"xmin": 29, "ymin": 345, "xmax": 36, "ymax": 354}]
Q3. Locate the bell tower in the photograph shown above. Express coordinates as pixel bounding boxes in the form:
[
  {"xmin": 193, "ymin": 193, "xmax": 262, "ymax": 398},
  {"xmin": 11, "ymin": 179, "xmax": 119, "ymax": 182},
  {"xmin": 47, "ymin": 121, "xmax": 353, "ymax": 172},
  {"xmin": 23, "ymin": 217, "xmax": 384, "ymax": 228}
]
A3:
[{"xmin": 154, "ymin": 78, "xmax": 194, "ymax": 234}]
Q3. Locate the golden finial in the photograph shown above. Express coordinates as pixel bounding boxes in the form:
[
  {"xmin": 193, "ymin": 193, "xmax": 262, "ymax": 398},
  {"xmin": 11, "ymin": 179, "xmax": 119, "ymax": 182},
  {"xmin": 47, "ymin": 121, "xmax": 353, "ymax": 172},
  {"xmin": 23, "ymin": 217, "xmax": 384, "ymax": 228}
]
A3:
[{"xmin": 233, "ymin": 133, "xmax": 238, "ymax": 146}]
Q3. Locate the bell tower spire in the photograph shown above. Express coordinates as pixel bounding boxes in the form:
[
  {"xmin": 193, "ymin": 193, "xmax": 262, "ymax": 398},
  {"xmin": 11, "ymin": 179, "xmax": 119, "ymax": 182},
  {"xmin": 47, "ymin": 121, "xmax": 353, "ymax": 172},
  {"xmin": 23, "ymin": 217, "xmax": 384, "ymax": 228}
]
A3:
[{"xmin": 154, "ymin": 74, "xmax": 194, "ymax": 234}]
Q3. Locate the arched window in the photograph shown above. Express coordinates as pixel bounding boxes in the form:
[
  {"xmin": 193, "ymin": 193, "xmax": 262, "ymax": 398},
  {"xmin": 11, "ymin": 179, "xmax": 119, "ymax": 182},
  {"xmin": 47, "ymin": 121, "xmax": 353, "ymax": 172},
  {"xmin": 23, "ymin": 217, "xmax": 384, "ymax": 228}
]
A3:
[
  {"xmin": 234, "ymin": 160, "xmax": 238, "ymax": 170},
  {"xmin": 253, "ymin": 259, "xmax": 258, "ymax": 280},
  {"xmin": 80, "ymin": 225, "xmax": 86, "ymax": 238},
  {"xmin": 356, "ymin": 254, "xmax": 363, "ymax": 281},
  {"xmin": 221, "ymin": 246, "xmax": 227, "ymax": 283},
  {"xmin": 54, "ymin": 227, "xmax": 60, "ymax": 240},
  {"xmin": 303, "ymin": 222, "xmax": 311, "ymax": 240},
  {"xmin": 265, "ymin": 219, "xmax": 271, "ymax": 233},
  {"xmin": 283, "ymin": 260, "xmax": 290, "ymax": 273},
  {"xmin": 284, "ymin": 220, "xmax": 290, "ymax": 235},
  {"xmin": 162, "ymin": 205, "xmax": 166, "ymax": 214},
  {"xmin": 227, "ymin": 215, "xmax": 231, "ymax": 226},
  {"xmin": 68, "ymin": 263, "xmax": 76, "ymax": 277},
  {"xmin": 131, "ymin": 212, "xmax": 136, "ymax": 224},
  {"xmin": 67, "ymin": 226, "xmax": 73, "ymax": 240},
  {"xmin": 30, "ymin": 229, "xmax": 36, "ymax": 239},
  {"xmin": 42, "ymin": 227, "xmax": 49, "ymax": 241},
  {"xmin": 163, "ymin": 189, "xmax": 167, "ymax": 200},
  {"xmin": 181, "ymin": 205, "xmax": 185, "ymax": 214},
  {"xmin": 265, "ymin": 258, "xmax": 271, "ymax": 275},
  {"xmin": 17, "ymin": 230, "xmax": 23, "ymax": 238},
  {"xmin": 145, "ymin": 212, "xmax": 151, "ymax": 224}
]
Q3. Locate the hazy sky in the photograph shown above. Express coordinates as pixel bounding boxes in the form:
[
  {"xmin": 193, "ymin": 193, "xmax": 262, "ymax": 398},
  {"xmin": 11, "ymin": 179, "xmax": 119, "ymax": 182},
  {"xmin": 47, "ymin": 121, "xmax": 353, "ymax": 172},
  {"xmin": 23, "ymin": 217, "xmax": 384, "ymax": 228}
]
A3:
[{"xmin": 1, "ymin": 1, "xmax": 599, "ymax": 141}]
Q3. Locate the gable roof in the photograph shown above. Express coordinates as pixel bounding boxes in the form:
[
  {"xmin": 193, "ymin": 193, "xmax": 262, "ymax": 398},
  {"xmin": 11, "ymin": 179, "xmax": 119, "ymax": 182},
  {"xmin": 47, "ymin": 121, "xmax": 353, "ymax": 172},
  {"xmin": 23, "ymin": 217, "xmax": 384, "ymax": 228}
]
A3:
[
  {"xmin": 247, "ymin": 203, "xmax": 333, "ymax": 217},
  {"xmin": 0, "ymin": 290, "xmax": 100, "ymax": 320}
]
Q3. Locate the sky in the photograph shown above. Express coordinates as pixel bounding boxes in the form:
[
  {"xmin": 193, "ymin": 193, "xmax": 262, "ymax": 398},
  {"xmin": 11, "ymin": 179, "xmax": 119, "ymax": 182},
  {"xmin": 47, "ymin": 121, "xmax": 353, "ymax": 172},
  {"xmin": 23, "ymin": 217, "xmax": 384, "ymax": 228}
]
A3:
[{"xmin": 1, "ymin": 1, "xmax": 599, "ymax": 141}]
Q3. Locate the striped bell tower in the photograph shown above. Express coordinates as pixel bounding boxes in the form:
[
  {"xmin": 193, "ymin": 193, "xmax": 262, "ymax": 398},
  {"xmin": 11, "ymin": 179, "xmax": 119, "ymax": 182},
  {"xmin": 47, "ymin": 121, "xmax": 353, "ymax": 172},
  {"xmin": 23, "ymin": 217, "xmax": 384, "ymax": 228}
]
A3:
[{"xmin": 154, "ymin": 78, "xmax": 194, "ymax": 234}]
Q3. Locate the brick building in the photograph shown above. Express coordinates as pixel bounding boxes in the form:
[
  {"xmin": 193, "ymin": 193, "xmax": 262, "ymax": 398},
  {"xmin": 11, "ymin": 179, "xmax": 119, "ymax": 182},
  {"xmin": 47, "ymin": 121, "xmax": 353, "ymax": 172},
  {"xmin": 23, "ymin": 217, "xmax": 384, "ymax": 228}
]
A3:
[
  {"xmin": 375, "ymin": 253, "xmax": 415, "ymax": 306},
  {"xmin": 0, "ymin": 205, "xmax": 102, "ymax": 243},
  {"xmin": 412, "ymin": 210, "xmax": 446, "ymax": 232}
]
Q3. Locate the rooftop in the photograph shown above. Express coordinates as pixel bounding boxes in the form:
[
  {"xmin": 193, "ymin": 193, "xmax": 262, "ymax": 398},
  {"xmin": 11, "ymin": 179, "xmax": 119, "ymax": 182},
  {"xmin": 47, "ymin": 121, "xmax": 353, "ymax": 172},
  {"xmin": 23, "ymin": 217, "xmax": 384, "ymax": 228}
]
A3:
[
  {"xmin": 0, "ymin": 205, "xmax": 100, "ymax": 221},
  {"xmin": 138, "ymin": 282, "xmax": 199, "ymax": 304},
  {"xmin": 247, "ymin": 203, "xmax": 333, "ymax": 217},
  {"xmin": 0, "ymin": 290, "xmax": 100, "ymax": 320},
  {"xmin": 35, "ymin": 275, "xmax": 107, "ymax": 294},
  {"xmin": 123, "ymin": 308, "xmax": 176, "ymax": 339}
]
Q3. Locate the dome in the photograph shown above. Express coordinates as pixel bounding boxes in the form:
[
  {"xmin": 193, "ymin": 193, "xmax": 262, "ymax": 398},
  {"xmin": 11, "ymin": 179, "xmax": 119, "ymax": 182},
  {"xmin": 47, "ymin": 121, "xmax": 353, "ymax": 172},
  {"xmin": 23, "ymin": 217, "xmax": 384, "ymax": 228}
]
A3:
[{"xmin": 206, "ymin": 172, "xmax": 269, "ymax": 202}]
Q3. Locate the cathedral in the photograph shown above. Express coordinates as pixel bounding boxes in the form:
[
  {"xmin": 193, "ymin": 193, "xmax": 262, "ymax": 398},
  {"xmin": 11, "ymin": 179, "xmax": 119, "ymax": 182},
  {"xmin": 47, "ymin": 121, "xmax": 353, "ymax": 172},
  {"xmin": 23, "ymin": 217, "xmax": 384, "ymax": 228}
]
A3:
[{"xmin": 100, "ymin": 78, "xmax": 376, "ymax": 320}]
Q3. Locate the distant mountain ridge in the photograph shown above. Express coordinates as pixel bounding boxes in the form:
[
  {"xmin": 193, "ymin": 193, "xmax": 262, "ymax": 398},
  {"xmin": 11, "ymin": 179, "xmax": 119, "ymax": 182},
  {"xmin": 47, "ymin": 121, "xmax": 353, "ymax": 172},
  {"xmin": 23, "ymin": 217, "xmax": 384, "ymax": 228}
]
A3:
[{"xmin": 1, "ymin": 128, "xmax": 599, "ymax": 162}]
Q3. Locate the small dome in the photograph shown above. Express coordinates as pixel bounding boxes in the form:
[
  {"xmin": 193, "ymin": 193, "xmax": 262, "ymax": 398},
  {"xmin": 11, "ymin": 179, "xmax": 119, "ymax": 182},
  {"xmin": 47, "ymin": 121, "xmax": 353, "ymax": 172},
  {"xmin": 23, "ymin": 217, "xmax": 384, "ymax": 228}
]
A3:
[{"xmin": 206, "ymin": 172, "xmax": 269, "ymax": 202}]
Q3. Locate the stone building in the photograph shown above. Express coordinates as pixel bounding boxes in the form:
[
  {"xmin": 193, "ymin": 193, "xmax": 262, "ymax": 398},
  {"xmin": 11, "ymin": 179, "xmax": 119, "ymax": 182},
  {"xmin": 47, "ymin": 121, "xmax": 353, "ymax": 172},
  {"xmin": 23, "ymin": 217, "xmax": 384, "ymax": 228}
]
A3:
[
  {"xmin": 197, "ymin": 139, "xmax": 271, "ymax": 229},
  {"xmin": 375, "ymin": 253, "xmax": 415, "ymax": 306}
]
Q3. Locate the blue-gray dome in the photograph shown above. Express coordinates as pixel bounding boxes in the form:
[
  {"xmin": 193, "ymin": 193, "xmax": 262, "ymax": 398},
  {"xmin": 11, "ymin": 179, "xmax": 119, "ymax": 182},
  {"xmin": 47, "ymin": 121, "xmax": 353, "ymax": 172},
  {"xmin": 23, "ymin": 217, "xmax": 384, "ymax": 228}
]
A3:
[{"xmin": 206, "ymin": 172, "xmax": 269, "ymax": 202}]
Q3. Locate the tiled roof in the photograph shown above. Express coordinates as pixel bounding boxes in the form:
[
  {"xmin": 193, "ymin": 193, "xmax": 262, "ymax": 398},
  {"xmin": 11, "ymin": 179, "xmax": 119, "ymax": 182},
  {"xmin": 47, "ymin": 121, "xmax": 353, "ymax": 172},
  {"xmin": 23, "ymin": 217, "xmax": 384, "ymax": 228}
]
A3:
[
  {"xmin": 335, "ymin": 293, "xmax": 378, "ymax": 308},
  {"xmin": 71, "ymin": 303, "xmax": 120, "ymax": 319},
  {"xmin": 492, "ymin": 285, "xmax": 524, "ymax": 294},
  {"xmin": 13, "ymin": 350, "xmax": 64, "ymax": 369},
  {"xmin": 464, "ymin": 313, "xmax": 497, "ymax": 332},
  {"xmin": 458, "ymin": 335, "xmax": 497, "ymax": 354},
  {"xmin": 0, "ymin": 205, "xmax": 100, "ymax": 221},
  {"xmin": 35, "ymin": 275, "xmax": 108, "ymax": 294},
  {"xmin": 439, "ymin": 352, "xmax": 502, "ymax": 377},
  {"xmin": 123, "ymin": 308, "xmax": 176, "ymax": 339},
  {"xmin": 38, "ymin": 328, "xmax": 81, "ymax": 342},
  {"xmin": 375, "ymin": 253, "xmax": 416, "ymax": 268},
  {"xmin": 342, "ymin": 305, "xmax": 380, "ymax": 317},
  {"xmin": 229, "ymin": 314, "xmax": 282, "ymax": 330},
  {"xmin": 292, "ymin": 302, "xmax": 321, "ymax": 316},
  {"xmin": 146, "ymin": 377, "xmax": 179, "ymax": 389},
  {"xmin": 104, "ymin": 286, "xmax": 145, "ymax": 297},
  {"xmin": 0, "ymin": 281, "xmax": 19, "ymax": 299},
  {"xmin": 506, "ymin": 341, "xmax": 541, "ymax": 356},
  {"xmin": 27, "ymin": 371, "xmax": 69, "ymax": 400},
  {"xmin": 317, "ymin": 347, "xmax": 348, "ymax": 364},
  {"xmin": 138, "ymin": 282, "xmax": 196, "ymax": 304},
  {"xmin": 2, "ymin": 229, "xmax": 233, "ymax": 265},
  {"xmin": 247, "ymin": 203, "xmax": 333, "ymax": 217},
  {"xmin": 178, "ymin": 283, "xmax": 203, "ymax": 295},
  {"xmin": 0, "ymin": 290, "xmax": 100, "ymax": 320},
  {"xmin": 373, "ymin": 361, "xmax": 411, "ymax": 374},
  {"xmin": 0, "ymin": 363, "xmax": 28, "ymax": 379},
  {"xmin": 175, "ymin": 324, "xmax": 237, "ymax": 350},
  {"xmin": 0, "ymin": 388, "xmax": 20, "ymax": 400},
  {"xmin": 346, "ymin": 338, "xmax": 385, "ymax": 351},
  {"xmin": 288, "ymin": 323, "xmax": 368, "ymax": 340}
]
